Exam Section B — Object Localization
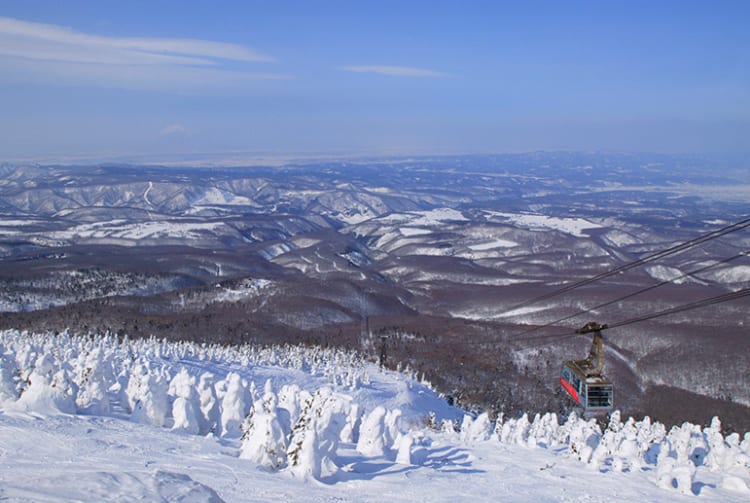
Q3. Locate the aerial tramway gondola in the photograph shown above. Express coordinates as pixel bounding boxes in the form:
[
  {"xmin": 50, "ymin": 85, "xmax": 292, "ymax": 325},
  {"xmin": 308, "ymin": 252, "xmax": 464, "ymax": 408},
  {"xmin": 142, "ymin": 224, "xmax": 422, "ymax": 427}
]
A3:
[{"xmin": 560, "ymin": 321, "xmax": 614, "ymax": 415}]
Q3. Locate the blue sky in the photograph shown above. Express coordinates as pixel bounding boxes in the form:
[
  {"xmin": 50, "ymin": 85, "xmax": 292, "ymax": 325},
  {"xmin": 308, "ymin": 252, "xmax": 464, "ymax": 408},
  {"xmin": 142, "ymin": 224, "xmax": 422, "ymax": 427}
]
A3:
[{"xmin": 1, "ymin": 0, "xmax": 748, "ymax": 160}]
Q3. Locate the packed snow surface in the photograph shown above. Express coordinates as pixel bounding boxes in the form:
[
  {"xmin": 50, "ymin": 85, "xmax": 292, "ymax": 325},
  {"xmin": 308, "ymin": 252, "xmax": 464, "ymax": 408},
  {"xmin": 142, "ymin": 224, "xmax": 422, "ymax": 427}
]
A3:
[{"xmin": 0, "ymin": 330, "xmax": 749, "ymax": 502}]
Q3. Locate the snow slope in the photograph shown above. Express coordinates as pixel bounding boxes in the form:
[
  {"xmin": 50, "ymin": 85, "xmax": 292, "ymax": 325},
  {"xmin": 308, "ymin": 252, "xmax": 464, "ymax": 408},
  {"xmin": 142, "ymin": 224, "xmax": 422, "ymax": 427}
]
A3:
[{"xmin": 0, "ymin": 330, "xmax": 749, "ymax": 502}]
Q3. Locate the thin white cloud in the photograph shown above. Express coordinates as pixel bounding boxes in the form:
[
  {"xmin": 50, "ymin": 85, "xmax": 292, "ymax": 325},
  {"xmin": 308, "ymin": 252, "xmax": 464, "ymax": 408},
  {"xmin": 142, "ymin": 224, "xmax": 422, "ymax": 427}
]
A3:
[
  {"xmin": 0, "ymin": 16, "xmax": 287, "ymax": 91},
  {"xmin": 341, "ymin": 65, "xmax": 447, "ymax": 77},
  {"xmin": 0, "ymin": 16, "xmax": 272, "ymax": 64},
  {"xmin": 160, "ymin": 123, "xmax": 190, "ymax": 136}
]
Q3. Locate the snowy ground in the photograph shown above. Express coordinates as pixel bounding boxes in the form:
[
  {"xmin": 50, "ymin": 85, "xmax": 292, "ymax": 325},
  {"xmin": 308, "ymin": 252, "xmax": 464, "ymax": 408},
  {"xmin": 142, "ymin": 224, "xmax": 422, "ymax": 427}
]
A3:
[
  {"xmin": 1, "ymin": 410, "xmax": 745, "ymax": 503},
  {"xmin": 0, "ymin": 331, "xmax": 749, "ymax": 502}
]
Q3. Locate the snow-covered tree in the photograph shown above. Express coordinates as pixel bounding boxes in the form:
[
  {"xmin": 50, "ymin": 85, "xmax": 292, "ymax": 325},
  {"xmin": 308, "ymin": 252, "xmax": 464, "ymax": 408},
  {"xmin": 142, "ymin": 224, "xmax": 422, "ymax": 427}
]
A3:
[
  {"xmin": 168, "ymin": 368, "xmax": 200, "ymax": 434},
  {"xmin": 0, "ymin": 343, "xmax": 19, "ymax": 403},
  {"xmin": 567, "ymin": 417, "xmax": 601, "ymax": 464},
  {"xmin": 286, "ymin": 388, "xmax": 347, "ymax": 481},
  {"xmin": 16, "ymin": 353, "xmax": 76, "ymax": 414},
  {"xmin": 196, "ymin": 372, "xmax": 220, "ymax": 435},
  {"xmin": 356, "ymin": 406, "xmax": 388, "ymax": 457},
  {"xmin": 218, "ymin": 372, "xmax": 251, "ymax": 438},
  {"xmin": 655, "ymin": 424, "xmax": 697, "ymax": 495},
  {"xmin": 74, "ymin": 347, "xmax": 112, "ymax": 416},
  {"xmin": 395, "ymin": 431, "xmax": 415, "ymax": 464},
  {"xmin": 461, "ymin": 412, "xmax": 492, "ymax": 444},
  {"xmin": 129, "ymin": 366, "xmax": 170, "ymax": 427},
  {"xmin": 526, "ymin": 412, "xmax": 559, "ymax": 449},
  {"xmin": 240, "ymin": 380, "xmax": 287, "ymax": 470},
  {"xmin": 340, "ymin": 402, "xmax": 361, "ymax": 444}
]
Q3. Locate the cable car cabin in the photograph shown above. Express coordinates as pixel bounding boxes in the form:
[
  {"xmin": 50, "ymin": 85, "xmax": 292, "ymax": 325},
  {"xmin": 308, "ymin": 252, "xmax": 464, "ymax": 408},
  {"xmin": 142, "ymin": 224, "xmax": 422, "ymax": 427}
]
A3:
[
  {"xmin": 560, "ymin": 360, "xmax": 614, "ymax": 414},
  {"xmin": 560, "ymin": 322, "xmax": 614, "ymax": 415}
]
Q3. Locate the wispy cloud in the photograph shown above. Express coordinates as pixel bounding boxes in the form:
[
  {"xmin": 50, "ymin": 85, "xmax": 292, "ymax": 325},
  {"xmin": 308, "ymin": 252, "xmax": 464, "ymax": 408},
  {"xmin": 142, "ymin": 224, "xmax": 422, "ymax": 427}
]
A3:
[
  {"xmin": 160, "ymin": 123, "xmax": 190, "ymax": 136},
  {"xmin": 341, "ymin": 65, "xmax": 447, "ymax": 77},
  {"xmin": 0, "ymin": 16, "xmax": 288, "ymax": 91}
]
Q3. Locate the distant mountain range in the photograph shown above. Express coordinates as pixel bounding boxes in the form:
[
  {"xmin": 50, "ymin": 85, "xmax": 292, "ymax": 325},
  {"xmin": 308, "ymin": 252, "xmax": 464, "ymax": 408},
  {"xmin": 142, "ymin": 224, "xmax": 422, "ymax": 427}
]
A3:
[{"xmin": 1, "ymin": 152, "xmax": 749, "ymax": 429}]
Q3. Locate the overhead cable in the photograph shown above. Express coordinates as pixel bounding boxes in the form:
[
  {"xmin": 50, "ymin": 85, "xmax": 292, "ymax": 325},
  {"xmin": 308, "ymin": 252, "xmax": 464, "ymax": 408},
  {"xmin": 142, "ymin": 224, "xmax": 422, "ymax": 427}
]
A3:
[
  {"xmin": 515, "ymin": 251, "xmax": 749, "ymax": 338},
  {"xmin": 607, "ymin": 287, "xmax": 750, "ymax": 329},
  {"xmin": 495, "ymin": 216, "xmax": 750, "ymax": 318}
]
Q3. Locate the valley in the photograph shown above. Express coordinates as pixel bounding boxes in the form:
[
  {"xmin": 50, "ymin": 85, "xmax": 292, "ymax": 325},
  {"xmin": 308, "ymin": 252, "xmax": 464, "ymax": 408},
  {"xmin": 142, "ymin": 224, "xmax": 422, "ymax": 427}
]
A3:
[{"xmin": 1, "ymin": 152, "xmax": 749, "ymax": 430}]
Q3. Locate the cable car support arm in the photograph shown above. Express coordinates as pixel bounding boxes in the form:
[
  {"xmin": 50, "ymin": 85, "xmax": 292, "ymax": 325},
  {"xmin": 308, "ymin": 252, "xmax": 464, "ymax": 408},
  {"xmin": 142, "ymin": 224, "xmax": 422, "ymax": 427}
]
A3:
[{"xmin": 574, "ymin": 321, "xmax": 608, "ymax": 377}]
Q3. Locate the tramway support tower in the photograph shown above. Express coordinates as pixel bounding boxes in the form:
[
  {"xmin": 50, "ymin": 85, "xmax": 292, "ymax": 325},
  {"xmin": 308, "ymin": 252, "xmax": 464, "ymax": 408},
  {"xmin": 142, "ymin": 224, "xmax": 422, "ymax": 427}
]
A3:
[{"xmin": 560, "ymin": 321, "xmax": 614, "ymax": 415}]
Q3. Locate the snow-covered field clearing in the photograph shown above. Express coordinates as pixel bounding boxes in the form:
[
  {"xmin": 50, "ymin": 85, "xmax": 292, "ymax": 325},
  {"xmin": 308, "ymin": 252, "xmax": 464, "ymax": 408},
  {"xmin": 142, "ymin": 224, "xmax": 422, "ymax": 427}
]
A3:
[
  {"xmin": 49, "ymin": 220, "xmax": 227, "ymax": 241},
  {"xmin": 0, "ymin": 218, "xmax": 43, "ymax": 227},
  {"xmin": 399, "ymin": 227, "xmax": 432, "ymax": 237},
  {"xmin": 706, "ymin": 265, "xmax": 750, "ymax": 285},
  {"xmin": 211, "ymin": 279, "xmax": 272, "ymax": 303},
  {"xmin": 190, "ymin": 187, "xmax": 255, "ymax": 207},
  {"xmin": 468, "ymin": 239, "xmax": 518, "ymax": 251},
  {"xmin": 485, "ymin": 211, "xmax": 603, "ymax": 238},
  {"xmin": 1, "ymin": 330, "xmax": 749, "ymax": 502},
  {"xmin": 451, "ymin": 304, "xmax": 551, "ymax": 322},
  {"xmin": 645, "ymin": 265, "xmax": 703, "ymax": 285}
]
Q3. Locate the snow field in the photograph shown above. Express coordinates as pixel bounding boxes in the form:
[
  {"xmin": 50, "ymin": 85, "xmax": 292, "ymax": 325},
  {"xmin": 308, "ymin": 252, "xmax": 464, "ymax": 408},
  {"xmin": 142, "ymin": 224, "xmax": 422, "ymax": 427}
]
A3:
[
  {"xmin": 1, "ymin": 330, "xmax": 749, "ymax": 501},
  {"xmin": 485, "ymin": 211, "xmax": 603, "ymax": 237},
  {"xmin": 212, "ymin": 278, "xmax": 271, "ymax": 303},
  {"xmin": 48, "ymin": 219, "xmax": 227, "ymax": 242}
]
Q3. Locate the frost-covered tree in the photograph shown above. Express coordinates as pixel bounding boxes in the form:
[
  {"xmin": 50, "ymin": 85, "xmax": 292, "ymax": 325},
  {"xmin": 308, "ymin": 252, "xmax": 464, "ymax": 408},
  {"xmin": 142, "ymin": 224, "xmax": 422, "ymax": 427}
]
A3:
[
  {"xmin": 74, "ymin": 347, "xmax": 112, "ymax": 416},
  {"xmin": 704, "ymin": 416, "xmax": 728, "ymax": 471},
  {"xmin": 356, "ymin": 406, "xmax": 388, "ymax": 457},
  {"xmin": 0, "ymin": 343, "xmax": 19, "ymax": 403},
  {"xmin": 461, "ymin": 412, "xmax": 492, "ymax": 444},
  {"xmin": 168, "ymin": 368, "xmax": 200, "ymax": 434},
  {"xmin": 16, "ymin": 353, "xmax": 76, "ymax": 414},
  {"xmin": 196, "ymin": 372, "xmax": 220, "ymax": 435},
  {"xmin": 499, "ymin": 412, "xmax": 531, "ymax": 446},
  {"xmin": 340, "ymin": 402, "xmax": 361, "ymax": 444},
  {"xmin": 218, "ymin": 372, "xmax": 251, "ymax": 438},
  {"xmin": 395, "ymin": 431, "xmax": 415, "ymax": 465},
  {"xmin": 655, "ymin": 424, "xmax": 697, "ymax": 495},
  {"xmin": 277, "ymin": 383, "xmax": 303, "ymax": 435},
  {"xmin": 13, "ymin": 342, "xmax": 39, "ymax": 398},
  {"xmin": 129, "ymin": 366, "xmax": 170, "ymax": 427},
  {"xmin": 567, "ymin": 417, "xmax": 601, "ymax": 464},
  {"xmin": 383, "ymin": 408, "xmax": 402, "ymax": 451},
  {"xmin": 315, "ymin": 389, "xmax": 349, "ymax": 469},
  {"xmin": 287, "ymin": 392, "xmax": 318, "ymax": 479},
  {"xmin": 553, "ymin": 411, "xmax": 579, "ymax": 446},
  {"xmin": 441, "ymin": 418, "xmax": 457, "ymax": 435},
  {"xmin": 240, "ymin": 380, "xmax": 287, "ymax": 470},
  {"xmin": 526, "ymin": 412, "xmax": 559, "ymax": 449},
  {"xmin": 590, "ymin": 411, "xmax": 624, "ymax": 470},
  {"xmin": 286, "ymin": 388, "xmax": 347, "ymax": 481}
]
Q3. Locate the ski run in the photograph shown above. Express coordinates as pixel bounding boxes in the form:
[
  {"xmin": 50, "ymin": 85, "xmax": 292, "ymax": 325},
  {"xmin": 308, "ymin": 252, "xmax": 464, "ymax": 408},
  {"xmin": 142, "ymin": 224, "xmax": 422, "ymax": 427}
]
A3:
[{"xmin": 0, "ymin": 330, "xmax": 749, "ymax": 502}]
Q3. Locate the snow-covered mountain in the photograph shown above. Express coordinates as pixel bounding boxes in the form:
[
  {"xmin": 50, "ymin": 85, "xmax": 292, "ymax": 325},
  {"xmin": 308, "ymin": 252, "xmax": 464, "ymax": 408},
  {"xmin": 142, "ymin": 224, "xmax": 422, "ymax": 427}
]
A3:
[
  {"xmin": 1, "ymin": 152, "xmax": 749, "ymax": 433},
  {"xmin": 1, "ymin": 330, "xmax": 749, "ymax": 502}
]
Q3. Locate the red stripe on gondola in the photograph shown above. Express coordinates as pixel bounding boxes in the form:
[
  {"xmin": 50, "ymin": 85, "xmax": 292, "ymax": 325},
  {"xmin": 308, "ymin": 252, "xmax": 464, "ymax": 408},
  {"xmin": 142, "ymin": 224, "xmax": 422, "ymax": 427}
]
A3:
[{"xmin": 560, "ymin": 377, "xmax": 580, "ymax": 404}]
